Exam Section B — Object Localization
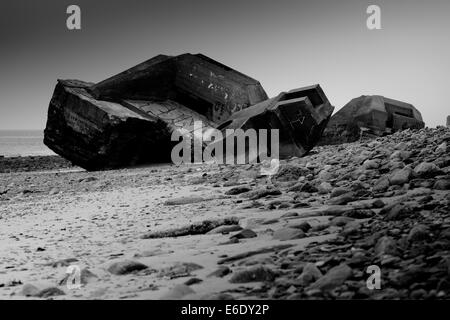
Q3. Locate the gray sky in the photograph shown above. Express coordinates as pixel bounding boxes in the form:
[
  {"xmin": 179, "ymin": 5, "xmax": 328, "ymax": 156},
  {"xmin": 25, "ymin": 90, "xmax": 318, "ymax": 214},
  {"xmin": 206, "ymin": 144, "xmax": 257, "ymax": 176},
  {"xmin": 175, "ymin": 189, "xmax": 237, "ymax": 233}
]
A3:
[{"xmin": 1, "ymin": 0, "xmax": 449, "ymax": 129}]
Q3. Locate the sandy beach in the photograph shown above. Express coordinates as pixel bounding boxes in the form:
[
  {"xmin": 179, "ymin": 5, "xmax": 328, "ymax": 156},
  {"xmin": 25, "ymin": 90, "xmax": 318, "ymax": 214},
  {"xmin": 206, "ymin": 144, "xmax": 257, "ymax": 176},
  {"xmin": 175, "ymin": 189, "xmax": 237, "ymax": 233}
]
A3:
[{"xmin": 0, "ymin": 127, "xmax": 449, "ymax": 300}]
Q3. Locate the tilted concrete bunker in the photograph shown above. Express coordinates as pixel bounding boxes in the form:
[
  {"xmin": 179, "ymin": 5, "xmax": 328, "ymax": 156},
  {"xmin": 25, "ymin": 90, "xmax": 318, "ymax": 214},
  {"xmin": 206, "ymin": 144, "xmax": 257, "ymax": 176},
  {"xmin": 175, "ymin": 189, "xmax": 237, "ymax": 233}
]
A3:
[
  {"xmin": 44, "ymin": 53, "xmax": 335, "ymax": 170},
  {"xmin": 320, "ymin": 95, "xmax": 425, "ymax": 145},
  {"xmin": 44, "ymin": 54, "xmax": 268, "ymax": 170},
  {"xmin": 211, "ymin": 84, "xmax": 334, "ymax": 161}
]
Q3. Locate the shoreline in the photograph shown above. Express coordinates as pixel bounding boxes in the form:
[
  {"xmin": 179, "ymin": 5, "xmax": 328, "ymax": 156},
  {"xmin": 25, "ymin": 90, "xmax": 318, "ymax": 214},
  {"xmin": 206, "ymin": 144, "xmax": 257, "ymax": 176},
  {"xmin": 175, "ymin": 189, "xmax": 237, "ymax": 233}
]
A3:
[{"xmin": 0, "ymin": 155, "xmax": 76, "ymax": 174}]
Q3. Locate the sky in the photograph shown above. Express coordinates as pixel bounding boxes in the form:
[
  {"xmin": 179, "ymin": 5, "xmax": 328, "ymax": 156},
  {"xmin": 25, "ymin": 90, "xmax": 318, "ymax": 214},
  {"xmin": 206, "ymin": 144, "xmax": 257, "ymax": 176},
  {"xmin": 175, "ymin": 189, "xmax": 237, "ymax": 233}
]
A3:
[{"xmin": 0, "ymin": 0, "xmax": 449, "ymax": 130}]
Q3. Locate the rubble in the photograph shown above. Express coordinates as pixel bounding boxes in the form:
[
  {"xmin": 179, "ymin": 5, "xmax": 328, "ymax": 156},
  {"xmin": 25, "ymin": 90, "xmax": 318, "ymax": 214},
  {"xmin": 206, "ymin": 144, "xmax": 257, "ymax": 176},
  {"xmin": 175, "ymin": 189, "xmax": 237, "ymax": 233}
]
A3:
[{"xmin": 320, "ymin": 95, "xmax": 425, "ymax": 145}]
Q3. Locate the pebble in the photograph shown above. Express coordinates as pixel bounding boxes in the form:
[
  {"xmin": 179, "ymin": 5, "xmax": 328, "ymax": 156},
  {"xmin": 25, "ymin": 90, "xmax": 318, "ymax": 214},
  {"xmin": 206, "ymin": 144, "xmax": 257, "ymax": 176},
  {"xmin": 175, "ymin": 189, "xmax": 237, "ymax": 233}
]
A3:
[
  {"xmin": 230, "ymin": 229, "xmax": 257, "ymax": 239},
  {"xmin": 207, "ymin": 266, "xmax": 231, "ymax": 278},
  {"xmin": 407, "ymin": 224, "xmax": 430, "ymax": 242},
  {"xmin": 207, "ymin": 225, "xmax": 243, "ymax": 234},
  {"xmin": 229, "ymin": 267, "xmax": 277, "ymax": 283},
  {"xmin": 414, "ymin": 162, "xmax": 440, "ymax": 177},
  {"xmin": 225, "ymin": 186, "xmax": 251, "ymax": 195},
  {"xmin": 389, "ymin": 167, "xmax": 413, "ymax": 185},
  {"xmin": 308, "ymin": 263, "xmax": 352, "ymax": 292},
  {"xmin": 375, "ymin": 236, "xmax": 398, "ymax": 257},
  {"xmin": 296, "ymin": 263, "xmax": 322, "ymax": 286},
  {"xmin": 330, "ymin": 216, "xmax": 354, "ymax": 227},
  {"xmin": 281, "ymin": 212, "xmax": 298, "ymax": 218},
  {"xmin": 107, "ymin": 260, "xmax": 148, "ymax": 275},
  {"xmin": 318, "ymin": 182, "xmax": 333, "ymax": 194}
]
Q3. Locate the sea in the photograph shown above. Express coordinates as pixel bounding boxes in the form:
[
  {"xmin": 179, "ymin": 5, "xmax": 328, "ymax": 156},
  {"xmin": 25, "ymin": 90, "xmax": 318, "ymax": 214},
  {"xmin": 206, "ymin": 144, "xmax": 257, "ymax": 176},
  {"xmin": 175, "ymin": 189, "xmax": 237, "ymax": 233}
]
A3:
[{"xmin": 0, "ymin": 130, "xmax": 56, "ymax": 157}]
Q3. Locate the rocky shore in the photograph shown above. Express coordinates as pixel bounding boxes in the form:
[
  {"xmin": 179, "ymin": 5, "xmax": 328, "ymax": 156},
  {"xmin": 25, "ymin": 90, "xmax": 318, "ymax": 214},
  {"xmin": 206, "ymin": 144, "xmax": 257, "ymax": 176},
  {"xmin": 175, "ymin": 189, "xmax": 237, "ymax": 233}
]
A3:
[{"xmin": 0, "ymin": 127, "xmax": 448, "ymax": 299}]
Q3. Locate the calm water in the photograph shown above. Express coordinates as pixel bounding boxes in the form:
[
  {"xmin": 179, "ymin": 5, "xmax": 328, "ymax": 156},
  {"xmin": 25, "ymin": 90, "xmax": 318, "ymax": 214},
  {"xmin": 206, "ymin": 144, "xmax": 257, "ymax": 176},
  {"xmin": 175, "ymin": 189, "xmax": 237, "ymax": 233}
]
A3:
[{"xmin": 0, "ymin": 130, "xmax": 56, "ymax": 157}]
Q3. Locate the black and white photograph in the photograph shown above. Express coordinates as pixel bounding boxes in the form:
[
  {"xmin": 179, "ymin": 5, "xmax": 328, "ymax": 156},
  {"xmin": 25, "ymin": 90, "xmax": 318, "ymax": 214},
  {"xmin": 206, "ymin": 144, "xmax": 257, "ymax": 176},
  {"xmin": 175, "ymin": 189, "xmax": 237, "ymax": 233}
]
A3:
[{"xmin": 0, "ymin": 0, "xmax": 449, "ymax": 311}]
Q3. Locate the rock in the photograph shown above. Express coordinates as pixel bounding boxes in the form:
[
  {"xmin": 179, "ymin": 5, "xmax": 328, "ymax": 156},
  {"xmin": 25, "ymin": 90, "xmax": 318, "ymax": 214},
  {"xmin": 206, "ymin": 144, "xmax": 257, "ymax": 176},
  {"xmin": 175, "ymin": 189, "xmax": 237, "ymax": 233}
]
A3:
[
  {"xmin": 262, "ymin": 218, "xmax": 279, "ymax": 225},
  {"xmin": 36, "ymin": 287, "xmax": 66, "ymax": 298},
  {"xmin": 330, "ymin": 216, "xmax": 354, "ymax": 227},
  {"xmin": 207, "ymin": 224, "xmax": 243, "ymax": 234},
  {"xmin": 164, "ymin": 196, "xmax": 205, "ymax": 206},
  {"xmin": 49, "ymin": 188, "xmax": 59, "ymax": 195},
  {"xmin": 390, "ymin": 150, "xmax": 412, "ymax": 161},
  {"xmin": 21, "ymin": 284, "xmax": 65, "ymax": 298},
  {"xmin": 79, "ymin": 176, "xmax": 97, "ymax": 183},
  {"xmin": 389, "ymin": 167, "xmax": 413, "ymax": 185},
  {"xmin": 373, "ymin": 177, "xmax": 390, "ymax": 192},
  {"xmin": 142, "ymin": 218, "xmax": 239, "ymax": 238},
  {"xmin": 184, "ymin": 278, "xmax": 203, "ymax": 286},
  {"xmin": 290, "ymin": 221, "xmax": 312, "ymax": 232},
  {"xmin": 433, "ymin": 179, "xmax": 450, "ymax": 190},
  {"xmin": 341, "ymin": 220, "xmax": 365, "ymax": 237},
  {"xmin": 435, "ymin": 142, "xmax": 447, "ymax": 153},
  {"xmin": 230, "ymin": 229, "xmax": 257, "ymax": 239},
  {"xmin": 273, "ymin": 228, "xmax": 305, "ymax": 241},
  {"xmin": 344, "ymin": 208, "xmax": 375, "ymax": 219},
  {"xmin": 362, "ymin": 159, "xmax": 381, "ymax": 169},
  {"xmin": 330, "ymin": 187, "xmax": 351, "ymax": 198},
  {"xmin": 308, "ymin": 263, "xmax": 353, "ymax": 291},
  {"xmin": 380, "ymin": 255, "xmax": 401, "ymax": 267},
  {"xmin": 328, "ymin": 192, "xmax": 356, "ymax": 205},
  {"xmin": 414, "ymin": 162, "xmax": 440, "ymax": 177},
  {"xmin": 297, "ymin": 263, "xmax": 323, "ymax": 286},
  {"xmin": 317, "ymin": 169, "xmax": 334, "ymax": 181},
  {"xmin": 288, "ymin": 182, "xmax": 317, "ymax": 193},
  {"xmin": 347, "ymin": 252, "xmax": 370, "ymax": 267},
  {"xmin": 410, "ymin": 289, "xmax": 427, "ymax": 299},
  {"xmin": 380, "ymin": 203, "xmax": 413, "ymax": 221},
  {"xmin": 208, "ymin": 266, "xmax": 231, "ymax": 278},
  {"xmin": 407, "ymin": 224, "xmax": 430, "ymax": 242},
  {"xmin": 317, "ymin": 182, "xmax": 333, "ymax": 194},
  {"xmin": 107, "ymin": 260, "xmax": 148, "ymax": 275},
  {"xmin": 370, "ymin": 199, "xmax": 385, "ymax": 208},
  {"xmin": 225, "ymin": 186, "xmax": 251, "ymax": 195},
  {"xmin": 281, "ymin": 211, "xmax": 298, "ymax": 218},
  {"xmin": 243, "ymin": 188, "xmax": 282, "ymax": 200},
  {"xmin": 229, "ymin": 267, "xmax": 277, "ymax": 283},
  {"xmin": 160, "ymin": 284, "xmax": 195, "ymax": 299},
  {"xmin": 375, "ymin": 236, "xmax": 398, "ymax": 257},
  {"xmin": 21, "ymin": 284, "xmax": 40, "ymax": 297}
]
